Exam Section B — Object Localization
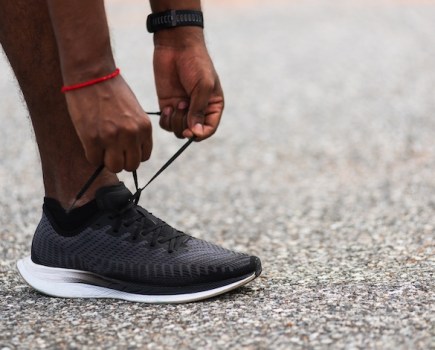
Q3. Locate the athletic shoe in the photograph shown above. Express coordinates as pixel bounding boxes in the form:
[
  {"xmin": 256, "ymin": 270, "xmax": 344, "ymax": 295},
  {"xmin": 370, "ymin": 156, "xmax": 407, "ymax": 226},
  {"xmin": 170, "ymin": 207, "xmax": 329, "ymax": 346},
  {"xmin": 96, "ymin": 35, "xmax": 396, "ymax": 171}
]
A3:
[{"xmin": 17, "ymin": 183, "xmax": 262, "ymax": 303}]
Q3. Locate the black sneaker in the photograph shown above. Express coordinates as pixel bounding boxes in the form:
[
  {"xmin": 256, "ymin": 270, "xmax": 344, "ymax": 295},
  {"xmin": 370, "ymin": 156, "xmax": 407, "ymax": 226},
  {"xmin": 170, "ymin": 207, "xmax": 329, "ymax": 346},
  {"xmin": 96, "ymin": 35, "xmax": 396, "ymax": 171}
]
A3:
[{"xmin": 17, "ymin": 183, "xmax": 262, "ymax": 303}]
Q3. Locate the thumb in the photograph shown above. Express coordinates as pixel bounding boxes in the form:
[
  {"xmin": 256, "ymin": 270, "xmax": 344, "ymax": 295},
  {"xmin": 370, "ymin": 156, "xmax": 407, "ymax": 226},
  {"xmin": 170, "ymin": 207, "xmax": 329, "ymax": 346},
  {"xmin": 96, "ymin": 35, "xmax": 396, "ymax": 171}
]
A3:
[{"xmin": 187, "ymin": 80, "xmax": 213, "ymax": 138}]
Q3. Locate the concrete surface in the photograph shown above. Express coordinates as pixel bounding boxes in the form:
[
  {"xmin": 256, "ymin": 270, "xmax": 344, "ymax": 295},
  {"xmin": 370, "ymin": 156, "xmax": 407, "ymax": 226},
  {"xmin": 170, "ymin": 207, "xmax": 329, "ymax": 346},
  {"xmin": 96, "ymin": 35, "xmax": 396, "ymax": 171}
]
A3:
[{"xmin": 0, "ymin": 0, "xmax": 434, "ymax": 349}]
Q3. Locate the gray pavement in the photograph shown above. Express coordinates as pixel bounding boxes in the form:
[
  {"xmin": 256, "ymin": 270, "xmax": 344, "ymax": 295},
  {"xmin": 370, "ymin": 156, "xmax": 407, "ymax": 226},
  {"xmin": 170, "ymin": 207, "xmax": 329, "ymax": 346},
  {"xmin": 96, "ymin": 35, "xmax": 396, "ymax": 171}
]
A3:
[{"xmin": 1, "ymin": 0, "xmax": 434, "ymax": 349}]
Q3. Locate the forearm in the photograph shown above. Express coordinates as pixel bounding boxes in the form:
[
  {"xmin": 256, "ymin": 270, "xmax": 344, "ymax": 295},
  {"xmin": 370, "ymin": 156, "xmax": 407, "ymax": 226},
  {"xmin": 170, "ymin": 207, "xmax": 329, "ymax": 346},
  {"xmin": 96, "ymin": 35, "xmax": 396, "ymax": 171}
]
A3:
[
  {"xmin": 149, "ymin": 0, "xmax": 201, "ymax": 12},
  {"xmin": 47, "ymin": 0, "xmax": 115, "ymax": 84}
]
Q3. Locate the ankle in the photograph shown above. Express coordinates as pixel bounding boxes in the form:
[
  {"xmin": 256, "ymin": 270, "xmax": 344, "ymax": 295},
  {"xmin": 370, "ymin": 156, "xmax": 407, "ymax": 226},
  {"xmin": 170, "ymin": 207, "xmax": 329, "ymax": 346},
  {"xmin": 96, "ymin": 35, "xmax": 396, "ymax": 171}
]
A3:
[
  {"xmin": 44, "ymin": 197, "xmax": 99, "ymax": 231},
  {"xmin": 43, "ymin": 169, "xmax": 119, "ymax": 209}
]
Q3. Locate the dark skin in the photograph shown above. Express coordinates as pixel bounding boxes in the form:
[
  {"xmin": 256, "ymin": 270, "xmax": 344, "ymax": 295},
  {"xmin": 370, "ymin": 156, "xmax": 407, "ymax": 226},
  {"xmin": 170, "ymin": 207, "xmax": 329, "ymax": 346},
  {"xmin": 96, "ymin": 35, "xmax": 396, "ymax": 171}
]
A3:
[
  {"xmin": 154, "ymin": 27, "xmax": 225, "ymax": 140},
  {"xmin": 0, "ymin": 0, "xmax": 119, "ymax": 208},
  {"xmin": 150, "ymin": 0, "xmax": 224, "ymax": 140},
  {"xmin": 0, "ymin": 0, "xmax": 223, "ymax": 207},
  {"xmin": 47, "ymin": 0, "xmax": 224, "ymax": 173}
]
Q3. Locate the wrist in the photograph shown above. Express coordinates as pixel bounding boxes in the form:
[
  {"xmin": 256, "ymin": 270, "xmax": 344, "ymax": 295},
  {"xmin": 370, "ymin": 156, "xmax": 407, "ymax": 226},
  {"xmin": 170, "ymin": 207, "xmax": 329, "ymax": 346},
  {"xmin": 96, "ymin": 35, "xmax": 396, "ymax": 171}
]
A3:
[
  {"xmin": 61, "ymin": 68, "xmax": 120, "ymax": 93},
  {"xmin": 153, "ymin": 27, "xmax": 205, "ymax": 48},
  {"xmin": 61, "ymin": 56, "xmax": 116, "ymax": 86}
]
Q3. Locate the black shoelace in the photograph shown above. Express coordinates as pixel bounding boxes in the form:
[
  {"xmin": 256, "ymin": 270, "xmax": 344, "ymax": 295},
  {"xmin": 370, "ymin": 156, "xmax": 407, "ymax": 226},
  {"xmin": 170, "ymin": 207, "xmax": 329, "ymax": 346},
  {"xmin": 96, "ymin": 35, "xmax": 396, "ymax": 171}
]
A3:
[
  {"xmin": 67, "ymin": 112, "xmax": 195, "ymax": 252},
  {"xmin": 68, "ymin": 112, "xmax": 195, "ymax": 211},
  {"xmin": 108, "ymin": 196, "xmax": 188, "ymax": 253}
]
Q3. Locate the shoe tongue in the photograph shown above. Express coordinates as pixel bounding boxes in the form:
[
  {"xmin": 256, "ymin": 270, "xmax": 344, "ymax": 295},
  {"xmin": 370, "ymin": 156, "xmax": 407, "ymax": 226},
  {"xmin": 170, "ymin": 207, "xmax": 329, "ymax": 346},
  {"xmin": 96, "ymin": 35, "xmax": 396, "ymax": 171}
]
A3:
[{"xmin": 95, "ymin": 183, "xmax": 132, "ymax": 212}]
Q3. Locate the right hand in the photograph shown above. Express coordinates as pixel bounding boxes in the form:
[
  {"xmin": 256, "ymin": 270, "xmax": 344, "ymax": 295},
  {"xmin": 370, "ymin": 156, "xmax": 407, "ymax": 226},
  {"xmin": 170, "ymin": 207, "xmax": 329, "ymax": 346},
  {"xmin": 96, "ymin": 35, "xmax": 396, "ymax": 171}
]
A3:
[{"xmin": 64, "ymin": 74, "xmax": 153, "ymax": 173}]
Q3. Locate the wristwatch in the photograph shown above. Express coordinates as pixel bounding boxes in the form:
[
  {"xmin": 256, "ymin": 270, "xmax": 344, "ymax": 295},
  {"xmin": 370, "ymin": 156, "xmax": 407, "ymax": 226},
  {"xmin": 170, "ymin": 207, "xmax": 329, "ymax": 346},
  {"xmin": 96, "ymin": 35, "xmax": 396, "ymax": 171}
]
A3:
[{"xmin": 147, "ymin": 10, "xmax": 204, "ymax": 33}]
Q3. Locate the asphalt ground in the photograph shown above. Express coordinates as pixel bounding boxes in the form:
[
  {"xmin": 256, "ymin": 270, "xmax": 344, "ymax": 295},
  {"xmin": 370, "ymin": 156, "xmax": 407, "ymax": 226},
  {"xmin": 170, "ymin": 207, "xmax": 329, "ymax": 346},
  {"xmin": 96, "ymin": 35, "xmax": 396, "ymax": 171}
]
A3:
[{"xmin": 0, "ymin": 0, "xmax": 434, "ymax": 349}]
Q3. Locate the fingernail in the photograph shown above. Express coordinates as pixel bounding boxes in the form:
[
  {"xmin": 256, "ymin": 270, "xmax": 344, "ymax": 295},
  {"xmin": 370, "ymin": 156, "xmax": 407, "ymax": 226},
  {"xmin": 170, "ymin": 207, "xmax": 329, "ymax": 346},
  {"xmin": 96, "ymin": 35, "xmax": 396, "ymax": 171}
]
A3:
[
  {"xmin": 162, "ymin": 106, "xmax": 173, "ymax": 117},
  {"xmin": 193, "ymin": 123, "xmax": 204, "ymax": 134},
  {"xmin": 177, "ymin": 101, "xmax": 189, "ymax": 110}
]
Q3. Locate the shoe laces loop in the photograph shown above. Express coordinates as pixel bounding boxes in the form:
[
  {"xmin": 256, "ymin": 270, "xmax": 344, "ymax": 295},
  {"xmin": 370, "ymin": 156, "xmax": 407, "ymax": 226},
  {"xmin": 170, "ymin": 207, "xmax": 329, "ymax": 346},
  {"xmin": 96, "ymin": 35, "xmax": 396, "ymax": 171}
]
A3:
[{"xmin": 67, "ymin": 114, "xmax": 195, "ymax": 213}]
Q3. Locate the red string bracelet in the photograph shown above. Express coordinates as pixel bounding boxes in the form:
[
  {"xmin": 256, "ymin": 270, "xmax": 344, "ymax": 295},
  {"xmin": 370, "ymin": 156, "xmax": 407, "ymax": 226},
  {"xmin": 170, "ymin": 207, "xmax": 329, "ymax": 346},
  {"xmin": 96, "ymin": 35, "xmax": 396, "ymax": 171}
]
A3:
[{"xmin": 61, "ymin": 68, "xmax": 120, "ymax": 93}]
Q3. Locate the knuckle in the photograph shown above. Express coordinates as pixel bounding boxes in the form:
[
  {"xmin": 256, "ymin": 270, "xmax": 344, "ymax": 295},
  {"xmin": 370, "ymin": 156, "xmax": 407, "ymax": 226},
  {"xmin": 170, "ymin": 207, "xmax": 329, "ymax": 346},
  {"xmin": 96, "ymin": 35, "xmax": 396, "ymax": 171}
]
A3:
[
  {"xmin": 86, "ymin": 130, "xmax": 100, "ymax": 144},
  {"xmin": 199, "ymin": 77, "xmax": 215, "ymax": 91},
  {"xmin": 140, "ymin": 119, "xmax": 152, "ymax": 135},
  {"xmin": 100, "ymin": 124, "xmax": 119, "ymax": 141},
  {"xmin": 125, "ymin": 120, "xmax": 140, "ymax": 134}
]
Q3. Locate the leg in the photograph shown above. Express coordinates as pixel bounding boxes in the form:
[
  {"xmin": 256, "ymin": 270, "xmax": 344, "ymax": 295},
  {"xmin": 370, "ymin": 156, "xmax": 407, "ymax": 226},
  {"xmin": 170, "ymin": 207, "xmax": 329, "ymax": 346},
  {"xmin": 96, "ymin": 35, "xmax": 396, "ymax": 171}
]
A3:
[{"xmin": 0, "ymin": 0, "xmax": 118, "ymax": 208}]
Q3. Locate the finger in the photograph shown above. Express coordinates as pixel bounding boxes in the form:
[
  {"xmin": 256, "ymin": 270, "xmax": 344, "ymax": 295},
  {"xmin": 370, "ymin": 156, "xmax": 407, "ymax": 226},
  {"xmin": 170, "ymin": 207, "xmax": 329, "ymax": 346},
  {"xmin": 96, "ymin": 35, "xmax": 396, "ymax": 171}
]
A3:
[
  {"xmin": 140, "ymin": 123, "xmax": 153, "ymax": 162},
  {"xmin": 171, "ymin": 101, "xmax": 189, "ymax": 138},
  {"xmin": 201, "ymin": 113, "xmax": 221, "ymax": 139},
  {"xmin": 124, "ymin": 148, "xmax": 141, "ymax": 172},
  {"xmin": 182, "ymin": 128, "xmax": 194, "ymax": 139},
  {"xmin": 141, "ymin": 137, "xmax": 153, "ymax": 162},
  {"xmin": 187, "ymin": 79, "xmax": 214, "ymax": 138},
  {"xmin": 83, "ymin": 142, "xmax": 104, "ymax": 167},
  {"xmin": 159, "ymin": 106, "xmax": 173, "ymax": 131},
  {"xmin": 184, "ymin": 113, "xmax": 219, "ymax": 140},
  {"xmin": 184, "ymin": 97, "xmax": 224, "ymax": 140},
  {"xmin": 104, "ymin": 148, "xmax": 125, "ymax": 173}
]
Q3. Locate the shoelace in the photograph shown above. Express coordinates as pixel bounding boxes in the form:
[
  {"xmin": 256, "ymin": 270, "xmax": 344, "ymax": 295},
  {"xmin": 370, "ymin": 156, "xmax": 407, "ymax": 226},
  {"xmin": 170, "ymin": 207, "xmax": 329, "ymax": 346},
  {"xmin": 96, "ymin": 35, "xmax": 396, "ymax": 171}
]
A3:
[
  {"xmin": 68, "ymin": 135, "xmax": 195, "ymax": 210},
  {"xmin": 108, "ymin": 196, "xmax": 188, "ymax": 253},
  {"xmin": 68, "ymin": 112, "xmax": 194, "ymax": 211},
  {"xmin": 68, "ymin": 112, "xmax": 196, "ymax": 252}
]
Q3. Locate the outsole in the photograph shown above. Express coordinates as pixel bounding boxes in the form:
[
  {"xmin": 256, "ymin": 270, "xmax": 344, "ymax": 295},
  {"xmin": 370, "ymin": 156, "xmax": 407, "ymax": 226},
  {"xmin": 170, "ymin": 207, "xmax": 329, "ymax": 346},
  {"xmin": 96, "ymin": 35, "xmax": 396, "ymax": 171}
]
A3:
[{"xmin": 17, "ymin": 256, "xmax": 257, "ymax": 303}]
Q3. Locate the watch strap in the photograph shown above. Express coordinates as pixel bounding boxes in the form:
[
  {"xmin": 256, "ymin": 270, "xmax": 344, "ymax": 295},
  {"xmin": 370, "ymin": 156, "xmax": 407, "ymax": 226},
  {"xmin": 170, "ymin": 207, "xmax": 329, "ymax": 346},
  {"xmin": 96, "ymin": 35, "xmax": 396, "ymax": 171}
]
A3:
[{"xmin": 147, "ymin": 10, "xmax": 204, "ymax": 33}]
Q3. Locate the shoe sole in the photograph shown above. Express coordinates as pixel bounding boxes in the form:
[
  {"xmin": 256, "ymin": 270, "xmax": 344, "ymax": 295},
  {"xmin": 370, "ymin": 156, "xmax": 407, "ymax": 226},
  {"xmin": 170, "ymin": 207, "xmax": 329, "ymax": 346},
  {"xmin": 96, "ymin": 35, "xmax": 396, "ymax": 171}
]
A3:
[{"xmin": 17, "ymin": 256, "xmax": 258, "ymax": 303}]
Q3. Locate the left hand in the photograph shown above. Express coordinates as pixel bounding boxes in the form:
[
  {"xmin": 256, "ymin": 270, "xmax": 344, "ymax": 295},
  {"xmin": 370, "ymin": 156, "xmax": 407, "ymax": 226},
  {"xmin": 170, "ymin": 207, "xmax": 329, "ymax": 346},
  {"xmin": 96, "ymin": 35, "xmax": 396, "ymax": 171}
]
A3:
[{"xmin": 152, "ymin": 27, "xmax": 224, "ymax": 140}]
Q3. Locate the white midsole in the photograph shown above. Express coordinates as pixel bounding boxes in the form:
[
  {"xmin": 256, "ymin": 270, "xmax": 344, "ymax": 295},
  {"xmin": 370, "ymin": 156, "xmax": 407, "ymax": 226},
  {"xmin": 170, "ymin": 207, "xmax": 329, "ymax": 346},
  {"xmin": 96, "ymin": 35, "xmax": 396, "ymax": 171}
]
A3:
[{"xmin": 17, "ymin": 256, "xmax": 256, "ymax": 303}]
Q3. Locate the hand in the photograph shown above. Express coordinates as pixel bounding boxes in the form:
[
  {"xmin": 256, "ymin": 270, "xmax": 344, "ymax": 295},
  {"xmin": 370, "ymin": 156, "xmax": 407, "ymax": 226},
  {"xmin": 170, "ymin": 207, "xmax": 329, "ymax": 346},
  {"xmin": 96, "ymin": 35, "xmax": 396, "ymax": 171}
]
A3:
[
  {"xmin": 153, "ymin": 28, "xmax": 224, "ymax": 140},
  {"xmin": 65, "ymin": 75, "xmax": 153, "ymax": 173}
]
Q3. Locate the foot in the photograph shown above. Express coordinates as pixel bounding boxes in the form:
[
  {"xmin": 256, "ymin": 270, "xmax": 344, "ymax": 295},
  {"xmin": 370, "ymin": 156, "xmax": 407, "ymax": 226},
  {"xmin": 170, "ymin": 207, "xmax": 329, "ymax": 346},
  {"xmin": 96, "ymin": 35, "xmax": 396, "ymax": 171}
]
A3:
[{"xmin": 17, "ymin": 183, "xmax": 262, "ymax": 303}]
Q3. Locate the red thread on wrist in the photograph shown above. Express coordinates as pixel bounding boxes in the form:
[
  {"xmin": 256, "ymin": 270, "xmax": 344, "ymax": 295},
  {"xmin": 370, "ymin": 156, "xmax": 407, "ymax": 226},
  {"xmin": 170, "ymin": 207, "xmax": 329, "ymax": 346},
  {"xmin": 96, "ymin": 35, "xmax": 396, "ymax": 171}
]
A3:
[{"xmin": 61, "ymin": 68, "xmax": 120, "ymax": 93}]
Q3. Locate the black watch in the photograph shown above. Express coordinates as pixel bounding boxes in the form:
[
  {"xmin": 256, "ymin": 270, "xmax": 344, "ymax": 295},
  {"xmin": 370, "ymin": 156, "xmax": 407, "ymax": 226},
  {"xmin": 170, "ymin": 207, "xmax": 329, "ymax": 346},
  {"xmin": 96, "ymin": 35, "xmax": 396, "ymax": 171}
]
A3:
[{"xmin": 147, "ymin": 10, "xmax": 204, "ymax": 33}]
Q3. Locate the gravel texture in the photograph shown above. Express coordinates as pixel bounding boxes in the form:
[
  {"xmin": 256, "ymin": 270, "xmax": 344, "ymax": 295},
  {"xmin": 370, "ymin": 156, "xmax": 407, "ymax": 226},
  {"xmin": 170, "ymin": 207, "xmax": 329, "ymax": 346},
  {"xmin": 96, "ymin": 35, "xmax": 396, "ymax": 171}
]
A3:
[{"xmin": 1, "ymin": 0, "xmax": 434, "ymax": 349}]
